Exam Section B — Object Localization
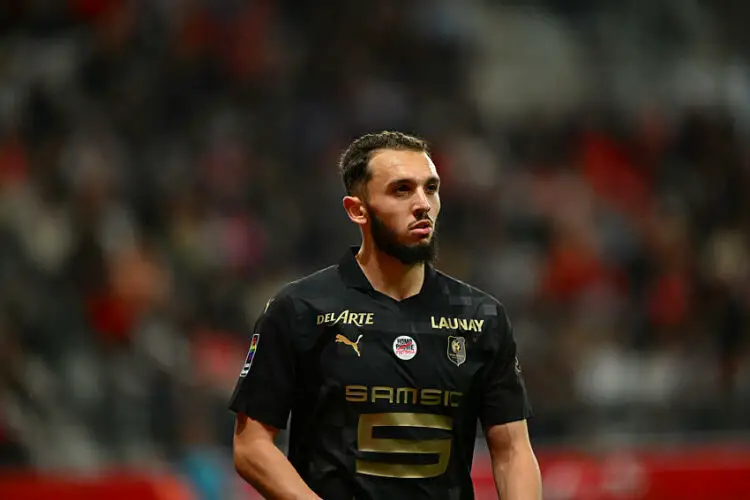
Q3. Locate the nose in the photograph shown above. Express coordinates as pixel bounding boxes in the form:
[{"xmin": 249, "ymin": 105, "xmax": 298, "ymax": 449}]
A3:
[{"xmin": 414, "ymin": 188, "xmax": 431, "ymax": 216}]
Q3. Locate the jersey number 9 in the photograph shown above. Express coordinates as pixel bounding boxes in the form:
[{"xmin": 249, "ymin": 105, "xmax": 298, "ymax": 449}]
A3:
[{"xmin": 356, "ymin": 412, "xmax": 453, "ymax": 479}]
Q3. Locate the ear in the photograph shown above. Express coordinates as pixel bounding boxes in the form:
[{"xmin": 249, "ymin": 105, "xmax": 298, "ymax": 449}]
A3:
[{"xmin": 343, "ymin": 195, "xmax": 368, "ymax": 226}]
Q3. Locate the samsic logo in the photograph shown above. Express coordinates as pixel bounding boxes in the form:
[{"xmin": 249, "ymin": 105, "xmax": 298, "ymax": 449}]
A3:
[
  {"xmin": 317, "ymin": 310, "xmax": 374, "ymax": 327},
  {"xmin": 346, "ymin": 385, "xmax": 462, "ymax": 408}
]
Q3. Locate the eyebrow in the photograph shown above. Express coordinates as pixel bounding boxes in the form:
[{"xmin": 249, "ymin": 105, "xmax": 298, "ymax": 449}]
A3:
[{"xmin": 388, "ymin": 176, "xmax": 441, "ymax": 187}]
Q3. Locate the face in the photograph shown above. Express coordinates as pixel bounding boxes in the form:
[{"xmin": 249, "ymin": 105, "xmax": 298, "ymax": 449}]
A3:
[{"xmin": 349, "ymin": 149, "xmax": 441, "ymax": 265}]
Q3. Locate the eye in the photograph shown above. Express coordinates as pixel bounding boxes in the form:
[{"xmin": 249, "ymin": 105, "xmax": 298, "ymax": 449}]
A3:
[
  {"xmin": 395, "ymin": 184, "xmax": 411, "ymax": 194},
  {"xmin": 426, "ymin": 183, "xmax": 439, "ymax": 193}
]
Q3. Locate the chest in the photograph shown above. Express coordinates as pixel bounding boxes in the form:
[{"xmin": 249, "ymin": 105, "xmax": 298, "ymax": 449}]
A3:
[{"xmin": 294, "ymin": 299, "xmax": 491, "ymax": 404}]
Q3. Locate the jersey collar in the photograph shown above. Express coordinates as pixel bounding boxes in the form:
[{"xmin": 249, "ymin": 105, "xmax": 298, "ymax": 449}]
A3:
[{"xmin": 338, "ymin": 246, "xmax": 439, "ymax": 300}]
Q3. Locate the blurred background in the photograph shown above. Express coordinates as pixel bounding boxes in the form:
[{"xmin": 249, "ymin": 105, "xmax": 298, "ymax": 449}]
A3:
[{"xmin": 1, "ymin": 1, "xmax": 749, "ymax": 499}]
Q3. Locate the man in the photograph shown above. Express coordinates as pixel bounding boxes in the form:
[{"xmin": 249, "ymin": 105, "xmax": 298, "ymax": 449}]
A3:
[{"xmin": 230, "ymin": 131, "xmax": 542, "ymax": 499}]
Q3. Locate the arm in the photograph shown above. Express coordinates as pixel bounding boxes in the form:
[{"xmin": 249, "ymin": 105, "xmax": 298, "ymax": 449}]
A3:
[
  {"xmin": 228, "ymin": 293, "xmax": 313, "ymax": 498},
  {"xmin": 233, "ymin": 413, "xmax": 321, "ymax": 500},
  {"xmin": 485, "ymin": 419, "xmax": 541, "ymax": 500},
  {"xmin": 478, "ymin": 303, "xmax": 540, "ymax": 499}
]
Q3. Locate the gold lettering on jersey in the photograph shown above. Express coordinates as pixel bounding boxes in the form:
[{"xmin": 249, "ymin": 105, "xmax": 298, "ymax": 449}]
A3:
[
  {"xmin": 346, "ymin": 385, "xmax": 462, "ymax": 408},
  {"xmin": 421, "ymin": 389, "xmax": 442, "ymax": 406},
  {"xmin": 371, "ymin": 386, "xmax": 394, "ymax": 403},
  {"xmin": 396, "ymin": 387, "xmax": 417, "ymax": 405},
  {"xmin": 443, "ymin": 390, "xmax": 461, "ymax": 407},
  {"xmin": 345, "ymin": 385, "xmax": 368, "ymax": 402},
  {"xmin": 317, "ymin": 310, "xmax": 375, "ymax": 327},
  {"xmin": 431, "ymin": 316, "xmax": 484, "ymax": 332}
]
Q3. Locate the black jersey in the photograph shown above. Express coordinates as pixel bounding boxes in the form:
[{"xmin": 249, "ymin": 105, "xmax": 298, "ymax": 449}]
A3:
[{"xmin": 229, "ymin": 247, "xmax": 532, "ymax": 500}]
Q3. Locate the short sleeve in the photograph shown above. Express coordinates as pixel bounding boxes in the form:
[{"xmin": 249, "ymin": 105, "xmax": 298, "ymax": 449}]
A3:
[
  {"xmin": 228, "ymin": 294, "xmax": 296, "ymax": 429},
  {"xmin": 479, "ymin": 307, "xmax": 533, "ymax": 428}
]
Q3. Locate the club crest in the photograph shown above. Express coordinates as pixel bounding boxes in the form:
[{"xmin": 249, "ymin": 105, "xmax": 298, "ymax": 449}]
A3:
[{"xmin": 447, "ymin": 336, "xmax": 466, "ymax": 367}]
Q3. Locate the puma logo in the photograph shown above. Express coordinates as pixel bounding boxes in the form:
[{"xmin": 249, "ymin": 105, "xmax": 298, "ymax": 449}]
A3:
[{"xmin": 335, "ymin": 333, "xmax": 363, "ymax": 357}]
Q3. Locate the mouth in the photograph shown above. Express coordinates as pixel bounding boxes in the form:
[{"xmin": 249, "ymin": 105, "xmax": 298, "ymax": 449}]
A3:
[{"xmin": 409, "ymin": 220, "xmax": 433, "ymax": 236}]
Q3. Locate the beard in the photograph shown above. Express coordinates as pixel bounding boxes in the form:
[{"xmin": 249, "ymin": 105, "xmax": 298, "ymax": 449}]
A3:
[{"xmin": 368, "ymin": 206, "xmax": 438, "ymax": 266}]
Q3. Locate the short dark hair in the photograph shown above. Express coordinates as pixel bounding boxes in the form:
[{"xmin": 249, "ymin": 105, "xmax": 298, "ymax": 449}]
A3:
[{"xmin": 338, "ymin": 131, "xmax": 430, "ymax": 196}]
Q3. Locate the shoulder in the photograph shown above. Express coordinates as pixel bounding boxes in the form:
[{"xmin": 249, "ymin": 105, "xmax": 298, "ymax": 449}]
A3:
[
  {"xmin": 263, "ymin": 264, "xmax": 343, "ymax": 317},
  {"xmin": 433, "ymin": 268, "xmax": 508, "ymax": 318},
  {"xmin": 277, "ymin": 264, "xmax": 342, "ymax": 302},
  {"xmin": 431, "ymin": 269, "xmax": 513, "ymax": 348}
]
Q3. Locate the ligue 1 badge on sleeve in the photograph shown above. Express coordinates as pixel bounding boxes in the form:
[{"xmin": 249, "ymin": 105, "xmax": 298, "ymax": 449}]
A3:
[
  {"xmin": 240, "ymin": 333, "xmax": 260, "ymax": 377},
  {"xmin": 447, "ymin": 336, "xmax": 466, "ymax": 367}
]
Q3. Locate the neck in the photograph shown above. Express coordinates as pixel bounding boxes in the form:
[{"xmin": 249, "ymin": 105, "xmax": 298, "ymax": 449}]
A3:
[{"xmin": 355, "ymin": 240, "xmax": 425, "ymax": 301}]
